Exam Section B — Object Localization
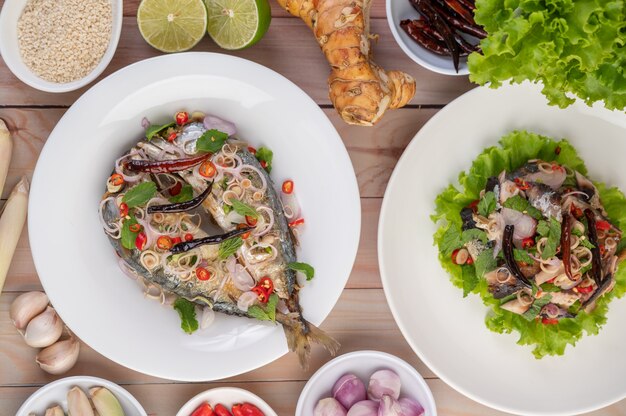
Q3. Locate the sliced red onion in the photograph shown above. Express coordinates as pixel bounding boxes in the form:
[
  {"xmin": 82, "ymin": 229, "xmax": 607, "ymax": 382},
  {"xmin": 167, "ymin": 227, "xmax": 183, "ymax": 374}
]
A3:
[
  {"xmin": 398, "ymin": 398, "xmax": 425, "ymax": 416},
  {"xmin": 118, "ymin": 259, "xmax": 139, "ymax": 280},
  {"xmin": 226, "ymin": 257, "xmax": 255, "ymax": 291},
  {"xmin": 115, "ymin": 154, "xmax": 144, "ymax": 183},
  {"xmin": 237, "ymin": 291, "xmax": 258, "ymax": 312},
  {"xmin": 525, "ymin": 169, "xmax": 566, "ymax": 190},
  {"xmin": 377, "ymin": 395, "xmax": 403, "ymax": 416},
  {"xmin": 203, "ymin": 115, "xmax": 236, "ymax": 136},
  {"xmin": 333, "ymin": 374, "xmax": 367, "ymax": 409},
  {"xmin": 141, "ymin": 117, "xmax": 150, "ymax": 129},
  {"xmin": 314, "ymin": 398, "xmax": 347, "ymax": 416},
  {"xmin": 501, "ymin": 208, "xmax": 537, "ymax": 241},
  {"xmin": 347, "ymin": 400, "xmax": 378, "ymax": 416},
  {"xmin": 197, "ymin": 305, "xmax": 215, "ymax": 329},
  {"xmin": 281, "ymin": 192, "xmax": 301, "ymax": 219},
  {"xmin": 367, "ymin": 370, "xmax": 401, "ymax": 401}
]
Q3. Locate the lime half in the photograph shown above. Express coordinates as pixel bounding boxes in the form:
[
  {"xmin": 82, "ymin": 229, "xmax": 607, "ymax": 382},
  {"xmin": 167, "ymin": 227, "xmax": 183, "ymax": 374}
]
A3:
[
  {"xmin": 205, "ymin": 0, "xmax": 271, "ymax": 50},
  {"xmin": 137, "ymin": 0, "xmax": 208, "ymax": 53}
]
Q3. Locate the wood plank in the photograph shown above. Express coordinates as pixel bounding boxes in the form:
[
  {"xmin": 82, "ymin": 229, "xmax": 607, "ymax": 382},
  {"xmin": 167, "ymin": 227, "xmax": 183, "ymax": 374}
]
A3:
[
  {"xmin": 0, "ymin": 18, "xmax": 473, "ymax": 107},
  {"xmin": 0, "ymin": 107, "xmax": 429, "ymax": 200},
  {"xmin": 3, "ymin": 379, "xmax": 626, "ymax": 416},
  {"xmin": 0, "ymin": 288, "xmax": 436, "ymax": 386}
]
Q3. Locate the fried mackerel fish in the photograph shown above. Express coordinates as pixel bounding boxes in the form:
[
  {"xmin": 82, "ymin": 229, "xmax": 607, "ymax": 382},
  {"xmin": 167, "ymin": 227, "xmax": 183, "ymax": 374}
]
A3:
[{"xmin": 99, "ymin": 111, "xmax": 338, "ymax": 368}]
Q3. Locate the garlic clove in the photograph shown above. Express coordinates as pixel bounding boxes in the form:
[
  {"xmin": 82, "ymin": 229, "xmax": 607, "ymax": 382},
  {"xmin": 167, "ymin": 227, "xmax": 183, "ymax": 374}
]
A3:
[
  {"xmin": 36, "ymin": 336, "xmax": 80, "ymax": 375},
  {"xmin": 67, "ymin": 386, "xmax": 95, "ymax": 416},
  {"xmin": 44, "ymin": 405, "xmax": 65, "ymax": 416},
  {"xmin": 24, "ymin": 306, "xmax": 63, "ymax": 348},
  {"xmin": 10, "ymin": 291, "xmax": 49, "ymax": 330},
  {"xmin": 90, "ymin": 386, "xmax": 125, "ymax": 416}
]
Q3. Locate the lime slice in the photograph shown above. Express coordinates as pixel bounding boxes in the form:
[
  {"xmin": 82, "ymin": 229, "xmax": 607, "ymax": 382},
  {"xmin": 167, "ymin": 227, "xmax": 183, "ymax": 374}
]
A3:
[
  {"xmin": 137, "ymin": 0, "xmax": 208, "ymax": 53},
  {"xmin": 205, "ymin": 0, "xmax": 271, "ymax": 50}
]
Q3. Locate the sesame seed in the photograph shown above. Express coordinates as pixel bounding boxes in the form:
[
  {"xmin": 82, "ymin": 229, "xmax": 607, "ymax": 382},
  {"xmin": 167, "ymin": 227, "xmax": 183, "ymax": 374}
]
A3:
[{"xmin": 17, "ymin": 0, "xmax": 112, "ymax": 84}]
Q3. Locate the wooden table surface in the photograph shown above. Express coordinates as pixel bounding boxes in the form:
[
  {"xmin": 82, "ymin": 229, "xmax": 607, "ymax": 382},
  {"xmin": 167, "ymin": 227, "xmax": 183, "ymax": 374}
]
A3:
[{"xmin": 1, "ymin": 1, "xmax": 625, "ymax": 415}]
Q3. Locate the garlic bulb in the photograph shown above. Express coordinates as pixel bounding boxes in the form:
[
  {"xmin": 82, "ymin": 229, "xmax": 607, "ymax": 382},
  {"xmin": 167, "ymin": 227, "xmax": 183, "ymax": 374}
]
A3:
[
  {"xmin": 36, "ymin": 336, "xmax": 80, "ymax": 375},
  {"xmin": 90, "ymin": 386, "xmax": 125, "ymax": 416},
  {"xmin": 67, "ymin": 386, "xmax": 95, "ymax": 416},
  {"xmin": 24, "ymin": 306, "xmax": 63, "ymax": 348},
  {"xmin": 10, "ymin": 291, "xmax": 49, "ymax": 330},
  {"xmin": 44, "ymin": 405, "xmax": 65, "ymax": 416}
]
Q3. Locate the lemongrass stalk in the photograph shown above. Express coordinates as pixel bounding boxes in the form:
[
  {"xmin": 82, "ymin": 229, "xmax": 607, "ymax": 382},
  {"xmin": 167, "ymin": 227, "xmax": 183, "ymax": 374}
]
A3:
[
  {"xmin": 0, "ymin": 119, "xmax": 13, "ymax": 196},
  {"xmin": 0, "ymin": 176, "xmax": 28, "ymax": 293}
]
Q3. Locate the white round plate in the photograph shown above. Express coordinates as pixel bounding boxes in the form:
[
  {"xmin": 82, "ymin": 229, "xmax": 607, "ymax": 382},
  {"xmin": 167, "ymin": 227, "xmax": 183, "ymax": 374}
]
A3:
[
  {"xmin": 16, "ymin": 376, "xmax": 147, "ymax": 416},
  {"xmin": 378, "ymin": 82, "xmax": 626, "ymax": 416},
  {"xmin": 176, "ymin": 387, "xmax": 277, "ymax": 416},
  {"xmin": 295, "ymin": 350, "xmax": 436, "ymax": 415},
  {"xmin": 29, "ymin": 52, "xmax": 361, "ymax": 381}
]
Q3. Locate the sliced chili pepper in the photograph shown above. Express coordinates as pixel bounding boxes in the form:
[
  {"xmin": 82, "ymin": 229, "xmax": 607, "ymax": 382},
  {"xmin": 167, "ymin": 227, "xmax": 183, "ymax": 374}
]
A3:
[
  {"xmin": 125, "ymin": 153, "xmax": 210, "ymax": 173},
  {"xmin": 551, "ymin": 163, "xmax": 564, "ymax": 172},
  {"xmin": 258, "ymin": 277, "xmax": 274, "ymax": 293},
  {"xmin": 468, "ymin": 199, "xmax": 480, "ymax": 211},
  {"xmin": 503, "ymin": 225, "xmax": 532, "ymax": 288},
  {"xmin": 184, "ymin": 233, "xmax": 194, "ymax": 242},
  {"xmin": 596, "ymin": 220, "xmax": 611, "ymax": 231},
  {"xmin": 260, "ymin": 160, "xmax": 268, "ymax": 169},
  {"xmin": 109, "ymin": 173, "xmax": 124, "ymax": 186},
  {"xmin": 156, "ymin": 235, "xmax": 173, "ymax": 250},
  {"xmin": 514, "ymin": 178, "xmax": 530, "ymax": 190},
  {"xmin": 196, "ymin": 266, "xmax": 212, "ymax": 281},
  {"xmin": 570, "ymin": 204, "xmax": 583, "ymax": 219},
  {"xmin": 247, "ymin": 146, "xmax": 257, "ymax": 155},
  {"xmin": 522, "ymin": 237, "xmax": 535, "ymax": 249},
  {"xmin": 214, "ymin": 404, "xmax": 232, "ymax": 416},
  {"xmin": 129, "ymin": 223, "xmax": 142, "ymax": 233},
  {"xmin": 561, "ymin": 214, "xmax": 574, "ymax": 281},
  {"xmin": 232, "ymin": 404, "xmax": 244, "ymax": 416},
  {"xmin": 240, "ymin": 403, "xmax": 265, "ymax": 416},
  {"xmin": 199, "ymin": 160, "xmax": 217, "ymax": 178},
  {"xmin": 546, "ymin": 277, "xmax": 556, "ymax": 284},
  {"xmin": 465, "ymin": 256, "xmax": 474, "ymax": 265},
  {"xmin": 237, "ymin": 223, "xmax": 251, "ymax": 239},
  {"xmin": 289, "ymin": 218, "xmax": 305, "ymax": 227},
  {"xmin": 577, "ymin": 285, "xmax": 594, "ymax": 294},
  {"xmin": 282, "ymin": 180, "xmax": 294, "ymax": 194},
  {"xmin": 541, "ymin": 318, "xmax": 559, "ymax": 325},
  {"xmin": 191, "ymin": 403, "xmax": 214, "ymax": 416},
  {"xmin": 245, "ymin": 215, "xmax": 258, "ymax": 227},
  {"xmin": 167, "ymin": 131, "xmax": 177, "ymax": 142},
  {"xmin": 172, "ymin": 236, "xmax": 182, "ymax": 244},
  {"xmin": 147, "ymin": 182, "xmax": 213, "ymax": 214},
  {"xmin": 175, "ymin": 111, "xmax": 189, "ymax": 125},
  {"xmin": 135, "ymin": 232, "xmax": 147, "ymax": 251},
  {"xmin": 170, "ymin": 226, "xmax": 253, "ymax": 254},
  {"xmin": 584, "ymin": 209, "xmax": 604, "ymax": 286},
  {"xmin": 252, "ymin": 286, "xmax": 269, "ymax": 303},
  {"xmin": 169, "ymin": 181, "xmax": 182, "ymax": 196},
  {"xmin": 119, "ymin": 202, "xmax": 129, "ymax": 218}
]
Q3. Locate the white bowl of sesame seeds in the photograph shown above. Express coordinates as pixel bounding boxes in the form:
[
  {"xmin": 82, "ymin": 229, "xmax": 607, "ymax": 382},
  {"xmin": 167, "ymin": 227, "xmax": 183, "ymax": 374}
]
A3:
[{"xmin": 0, "ymin": 0, "xmax": 123, "ymax": 93}]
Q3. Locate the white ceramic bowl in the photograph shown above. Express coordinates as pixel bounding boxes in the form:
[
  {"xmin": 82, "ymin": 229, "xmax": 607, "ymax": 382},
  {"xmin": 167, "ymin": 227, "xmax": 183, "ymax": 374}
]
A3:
[
  {"xmin": 386, "ymin": 0, "xmax": 473, "ymax": 75},
  {"xmin": 296, "ymin": 350, "xmax": 437, "ymax": 415},
  {"xmin": 176, "ymin": 387, "xmax": 278, "ymax": 416},
  {"xmin": 15, "ymin": 376, "xmax": 147, "ymax": 416},
  {"xmin": 0, "ymin": 0, "xmax": 123, "ymax": 92}
]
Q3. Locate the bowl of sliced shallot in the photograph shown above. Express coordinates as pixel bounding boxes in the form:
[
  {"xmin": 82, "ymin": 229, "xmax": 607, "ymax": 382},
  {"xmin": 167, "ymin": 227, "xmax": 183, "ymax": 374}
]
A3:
[{"xmin": 296, "ymin": 350, "xmax": 436, "ymax": 415}]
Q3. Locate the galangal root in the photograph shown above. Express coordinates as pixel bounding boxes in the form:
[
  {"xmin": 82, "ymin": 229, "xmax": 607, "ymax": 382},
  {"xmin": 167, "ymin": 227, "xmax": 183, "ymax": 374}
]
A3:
[{"xmin": 277, "ymin": 0, "xmax": 416, "ymax": 126}]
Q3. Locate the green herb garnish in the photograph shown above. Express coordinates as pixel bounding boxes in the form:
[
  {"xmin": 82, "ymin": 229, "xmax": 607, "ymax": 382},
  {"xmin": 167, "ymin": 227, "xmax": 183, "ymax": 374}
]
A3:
[
  {"xmin": 256, "ymin": 147, "xmax": 273, "ymax": 173},
  {"xmin": 169, "ymin": 184, "xmax": 194, "ymax": 203},
  {"xmin": 503, "ymin": 195, "xmax": 542, "ymax": 220},
  {"xmin": 288, "ymin": 262, "xmax": 315, "ymax": 281},
  {"xmin": 196, "ymin": 129, "xmax": 229, "ymax": 153},
  {"xmin": 537, "ymin": 218, "xmax": 562, "ymax": 259},
  {"xmin": 247, "ymin": 293, "xmax": 279, "ymax": 322},
  {"xmin": 478, "ymin": 191, "xmax": 497, "ymax": 217},
  {"xmin": 231, "ymin": 199, "xmax": 259, "ymax": 219},
  {"xmin": 173, "ymin": 298, "xmax": 199, "ymax": 334},
  {"xmin": 218, "ymin": 237, "xmax": 243, "ymax": 259},
  {"xmin": 522, "ymin": 295, "xmax": 552, "ymax": 321},
  {"xmin": 461, "ymin": 228, "xmax": 488, "ymax": 244},
  {"xmin": 121, "ymin": 216, "xmax": 139, "ymax": 250},
  {"xmin": 514, "ymin": 249, "xmax": 534, "ymax": 265},
  {"xmin": 146, "ymin": 122, "xmax": 176, "ymax": 141},
  {"xmin": 122, "ymin": 181, "xmax": 157, "ymax": 208}
]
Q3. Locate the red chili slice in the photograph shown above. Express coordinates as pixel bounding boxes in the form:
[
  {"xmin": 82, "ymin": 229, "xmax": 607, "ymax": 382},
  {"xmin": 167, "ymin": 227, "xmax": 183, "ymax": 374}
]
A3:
[
  {"xmin": 129, "ymin": 223, "xmax": 142, "ymax": 233},
  {"xmin": 541, "ymin": 318, "xmax": 559, "ymax": 325},
  {"xmin": 245, "ymin": 215, "xmax": 258, "ymax": 227},
  {"xmin": 175, "ymin": 111, "xmax": 189, "ymax": 125},
  {"xmin": 156, "ymin": 235, "xmax": 173, "ymax": 250},
  {"xmin": 258, "ymin": 277, "xmax": 274, "ymax": 293},
  {"xmin": 135, "ymin": 232, "xmax": 147, "ymax": 251},
  {"xmin": 596, "ymin": 220, "xmax": 611, "ymax": 231},
  {"xmin": 288, "ymin": 218, "xmax": 305, "ymax": 227},
  {"xmin": 196, "ymin": 267, "xmax": 212, "ymax": 281},
  {"xmin": 214, "ymin": 404, "xmax": 232, "ymax": 416},
  {"xmin": 119, "ymin": 202, "xmax": 129, "ymax": 218},
  {"xmin": 191, "ymin": 403, "xmax": 214, "ymax": 416},
  {"xmin": 199, "ymin": 160, "xmax": 217, "ymax": 178},
  {"xmin": 169, "ymin": 181, "xmax": 182, "ymax": 196},
  {"xmin": 109, "ymin": 173, "xmax": 124, "ymax": 186},
  {"xmin": 282, "ymin": 180, "xmax": 294, "ymax": 194},
  {"xmin": 252, "ymin": 287, "xmax": 269, "ymax": 303}
]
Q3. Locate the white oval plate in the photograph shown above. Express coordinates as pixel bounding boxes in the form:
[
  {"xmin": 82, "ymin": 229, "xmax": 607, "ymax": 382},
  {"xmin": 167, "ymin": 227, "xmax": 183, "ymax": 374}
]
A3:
[
  {"xmin": 16, "ymin": 376, "xmax": 147, "ymax": 416},
  {"xmin": 176, "ymin": 387, "xmax": 277, "ymax": 416},
  {"xmin": 29, "ymin": 53, "xmax": 361, "ymax": 381},
  {"xmin": 379, "ymin": 82, "xmax": 626, "ymax": 416}
]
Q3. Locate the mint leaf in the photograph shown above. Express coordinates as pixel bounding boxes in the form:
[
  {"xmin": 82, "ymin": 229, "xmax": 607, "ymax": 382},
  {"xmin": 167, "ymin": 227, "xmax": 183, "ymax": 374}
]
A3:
[
  {"xmin": 522, "ymin": 295, "xmax": 552, "ymax": 322},
  {"xmin": 173, "ymin": 298, "xmax": 198, "ymax": 334},
  {"xmin": 169, "ymin": 184, "xmax": 194, "ymax": 203},
  {"xmin": 231, "ymin": 199, "xmax": 258, "ymax": 219},
  {"xmin": 579, "ymin": 237, "xmax": 595, "ymax": 250},
  {"xmin": 462, "ymin": 228, "xmax": 488, "ymax": 244},
  {"xmin": 218, "ymin": 237, "xmax": 243, "ymax": 259},
  {"xmin": 256, "ymin": 147, "xmax": 273, "ymax": 173},
  {"xmin": 146, "ymin": 122, "xmax": 175, "ymax": 141},
  {"xmin": 247, "ymin": 305, "xmax": 270, "ymax": 321},
  {"xmin": 247, "ymin": 293, "xmax": 279, "ymax": 322},
  {"xmin": 440, "ymin": 226, "xmax": 462, "ymax": 256},
  {"xmin": 474, "ymin": 249, "xmax": 496, "ymax": 279},
  {"xmin": 288, "ymin": 262, "xmax": 315, "ymax": 281},
  {"xmin": 503, "ymin": 195, "xmax": 542, "ymax": 219},
  {"xmin": 196, "ymin": 129, "xmax": 229, "ymax": 153},
  {"xmin": 462, "ymin": 265, "xmax": 478, "ymax": 297},
  {"xmin": 478, "ymin": 191, "xmax": 497, "ymax": 217},
  {"xmin": 538, "ymin": 218, "xmax": 561, "ymax": 259},
  {"xmin": 122, "ymin": 181, "xmax": 157, "ymax": 208},
  {"xmin": 121, "ymin": 216, "xmax": 139, "ymax": 250},
  {"xmin": 514, "ymin": 249, "xmax": 534, "ymax": 264},
  {"xmin": 266, "ymin": 293, "xmax": 278, "ymax": 321}
]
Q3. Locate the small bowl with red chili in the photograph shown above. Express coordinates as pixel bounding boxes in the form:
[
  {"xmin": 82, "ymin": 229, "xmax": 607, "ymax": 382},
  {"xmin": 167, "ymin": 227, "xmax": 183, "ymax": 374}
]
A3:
[
  {"xmin": 386, "ymin": 0, "xmax": 486, "ymax": 75},
  {"xmin": 176, "ymin": 387, "xmax": 278, "ymax": 416}
]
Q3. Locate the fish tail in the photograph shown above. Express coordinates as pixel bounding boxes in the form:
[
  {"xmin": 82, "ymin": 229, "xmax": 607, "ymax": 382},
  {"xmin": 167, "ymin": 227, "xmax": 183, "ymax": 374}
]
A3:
[{"xmin": 280, "ymin": 313, "xmax": 340, "ymax": 370}]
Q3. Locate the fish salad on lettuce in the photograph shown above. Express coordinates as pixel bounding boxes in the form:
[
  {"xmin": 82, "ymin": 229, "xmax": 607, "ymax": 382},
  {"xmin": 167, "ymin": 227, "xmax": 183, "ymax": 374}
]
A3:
[
  {"xmin": 99, "ymin": 111, "xmax": 338, "ymax": 369},
  {"xmin": 433, "ymin": 130, "xmax": 626, "ymax": 358}
]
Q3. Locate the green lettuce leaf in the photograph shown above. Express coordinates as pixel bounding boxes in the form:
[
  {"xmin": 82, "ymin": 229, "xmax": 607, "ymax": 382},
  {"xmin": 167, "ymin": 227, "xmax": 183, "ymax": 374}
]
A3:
[
  {"xmin": 468, "ymin": 0, "xmax": 626, "ymax": 111},
  {"xmin": 433, "ymin": 130, "xmax": 626, "ymax": 358}
]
